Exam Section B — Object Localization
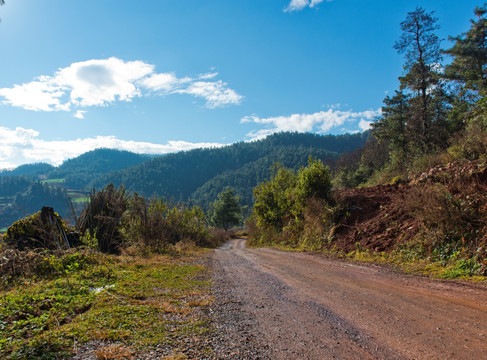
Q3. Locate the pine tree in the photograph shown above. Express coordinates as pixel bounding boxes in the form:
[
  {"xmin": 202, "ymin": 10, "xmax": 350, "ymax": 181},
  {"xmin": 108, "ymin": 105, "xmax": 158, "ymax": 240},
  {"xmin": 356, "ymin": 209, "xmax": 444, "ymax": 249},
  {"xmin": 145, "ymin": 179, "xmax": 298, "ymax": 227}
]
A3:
[
  {"xmin": 444, "ymin": 5, "xmax": 487, "ymax": 93},
  {"xmin": 394, "ymin": 7, "xmax": 444, "ymax": 153},
  {"xmin": 210, "ymin": 187, "xmax": 242, "ymax": 230},
  {"xmin": 373, "ymin": 90, "xmax": 410, "ymax": 170}
]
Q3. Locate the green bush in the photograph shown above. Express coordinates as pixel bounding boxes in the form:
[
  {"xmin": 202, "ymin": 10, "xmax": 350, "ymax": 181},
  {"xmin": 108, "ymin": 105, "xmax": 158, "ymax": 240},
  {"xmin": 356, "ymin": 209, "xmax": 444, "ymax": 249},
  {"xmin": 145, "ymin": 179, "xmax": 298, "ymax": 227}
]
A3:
[
  {"xmin": 122, "ymin": 197, "xmax": 212, "ymax": 253},
  {"xmin": 249, "ymin": 158, "xmax": 334, "ymax": 250}
]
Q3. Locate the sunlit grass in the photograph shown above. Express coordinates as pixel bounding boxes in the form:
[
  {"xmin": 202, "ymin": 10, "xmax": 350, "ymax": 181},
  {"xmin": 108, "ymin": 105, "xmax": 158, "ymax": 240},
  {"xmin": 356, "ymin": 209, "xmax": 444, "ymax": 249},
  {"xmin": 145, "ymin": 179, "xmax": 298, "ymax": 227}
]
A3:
[
  {"xmin": 0, "ymin": 251, "xmax": 212, "ymax": 359},
  {"xmin": 347, "ymin": 248, "xmax": 487, "ymax": 281}
]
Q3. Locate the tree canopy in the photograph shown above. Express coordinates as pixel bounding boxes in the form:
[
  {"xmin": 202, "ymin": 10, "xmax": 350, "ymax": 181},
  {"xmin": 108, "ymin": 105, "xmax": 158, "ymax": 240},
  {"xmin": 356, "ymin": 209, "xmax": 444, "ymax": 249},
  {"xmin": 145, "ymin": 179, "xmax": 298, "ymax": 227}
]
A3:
[{"xmin": 210, "ymin": 187, "xmax": 242, "ymax": 230}]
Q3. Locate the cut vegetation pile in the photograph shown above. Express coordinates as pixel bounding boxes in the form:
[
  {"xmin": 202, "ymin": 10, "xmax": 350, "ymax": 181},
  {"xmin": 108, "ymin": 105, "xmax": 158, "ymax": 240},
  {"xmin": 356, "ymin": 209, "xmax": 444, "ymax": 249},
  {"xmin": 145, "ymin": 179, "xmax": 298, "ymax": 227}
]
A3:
[{"xmin": 333, "ymin": 184, "xmax": 418, "ymax": 253}]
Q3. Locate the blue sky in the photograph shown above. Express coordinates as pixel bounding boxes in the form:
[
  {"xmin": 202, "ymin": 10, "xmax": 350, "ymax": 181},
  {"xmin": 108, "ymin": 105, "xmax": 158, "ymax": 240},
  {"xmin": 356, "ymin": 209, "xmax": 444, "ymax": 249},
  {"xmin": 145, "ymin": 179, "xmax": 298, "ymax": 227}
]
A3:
[{"xmin": 0, "ymin": 0, "xmax": 481, "ymax": 168}]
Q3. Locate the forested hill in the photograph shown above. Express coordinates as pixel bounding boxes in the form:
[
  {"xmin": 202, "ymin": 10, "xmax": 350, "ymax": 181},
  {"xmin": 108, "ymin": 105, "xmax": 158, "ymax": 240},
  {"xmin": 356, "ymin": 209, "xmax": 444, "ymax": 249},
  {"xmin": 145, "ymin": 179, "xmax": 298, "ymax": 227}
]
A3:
[
  {"xmin": 91, "ymin": 132, "xmax": 369, "ymax": 208},
  {"xmin": 50, "ymin": 148, "xmax": 151, "ymax": 188},
  {"xmin": 0, "ymin": 149, "xmax": 151, "ymax": 184},
  {"xmin": 0, "ymin": 163, "xmax": 55, "ymax": 178}
]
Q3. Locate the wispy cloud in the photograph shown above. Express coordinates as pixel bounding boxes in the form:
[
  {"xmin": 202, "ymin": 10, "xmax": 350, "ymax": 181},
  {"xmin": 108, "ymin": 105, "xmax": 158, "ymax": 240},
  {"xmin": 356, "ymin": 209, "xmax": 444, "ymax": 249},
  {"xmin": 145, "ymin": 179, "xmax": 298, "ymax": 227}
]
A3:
[
  {"xmin": 176, "ymin": 80, "xmax": 243, "ymax": 108},
  {"xmin": 0, "ymin": 126, "xmax": 226, "ymax": 169},
  {"xmin": 241, "ymin": 107, "xmax": 380, "ymax": 140},
  {"xmin": 284, "ymin": 0, "xmax": 330, "ymax": 12},
  {"xmin": 0, "ymin": 58, "xmax": 243, "ymax": 115}
]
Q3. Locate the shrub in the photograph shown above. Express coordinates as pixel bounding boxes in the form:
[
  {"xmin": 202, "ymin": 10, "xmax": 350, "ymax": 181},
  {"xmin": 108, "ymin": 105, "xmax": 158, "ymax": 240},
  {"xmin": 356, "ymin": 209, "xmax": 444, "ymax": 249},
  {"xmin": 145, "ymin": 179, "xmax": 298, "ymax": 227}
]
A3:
[
  {"xmin": 406, "ymin": 180, "xmax": 487, "ymax": 273},
  {"xmin": 209, "ymin": 228, "xmax": 232, "ymax": 245},
  {"xmin": 249, "ymin": 159, "xmax": 334, "ymax": 250},
  {"xmin": 78, "ymin": 184, "xmax": 128, "ymax": 254},
  {"xmin": 0, "ymin": 248, "xmax": 105, "ymax": 288},
  {"xmin": 122, "ymin": 197, "xmax": 212, "ymax": 253}
]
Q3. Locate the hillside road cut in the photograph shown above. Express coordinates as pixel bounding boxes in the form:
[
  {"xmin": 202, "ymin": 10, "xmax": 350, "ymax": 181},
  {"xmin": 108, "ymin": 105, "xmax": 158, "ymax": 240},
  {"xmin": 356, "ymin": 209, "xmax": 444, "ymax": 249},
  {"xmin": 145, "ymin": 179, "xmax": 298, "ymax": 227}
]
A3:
[{"xmin": 210, "ymin": 239, "xmax": 487, "ymax": 359}]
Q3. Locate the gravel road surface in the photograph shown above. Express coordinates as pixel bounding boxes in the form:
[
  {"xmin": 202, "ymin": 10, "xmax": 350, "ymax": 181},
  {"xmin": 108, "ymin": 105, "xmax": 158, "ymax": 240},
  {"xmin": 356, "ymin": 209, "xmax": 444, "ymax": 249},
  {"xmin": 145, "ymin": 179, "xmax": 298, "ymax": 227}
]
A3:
[{"xmin": 210, "ymin": 239, "xmax": 487, "ymax": 360}]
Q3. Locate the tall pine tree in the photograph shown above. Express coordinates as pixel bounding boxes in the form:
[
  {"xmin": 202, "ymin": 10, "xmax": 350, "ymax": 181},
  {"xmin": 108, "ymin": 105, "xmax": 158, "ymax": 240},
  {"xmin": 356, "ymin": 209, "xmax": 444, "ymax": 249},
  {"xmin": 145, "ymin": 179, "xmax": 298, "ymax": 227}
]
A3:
[
  {"xmin": 444, "ymin": 5, "xmax": 487, "ymax": 93},
  {"xmin": 394, "ymin": 7, "xmax": 445, "ymax": 154}
]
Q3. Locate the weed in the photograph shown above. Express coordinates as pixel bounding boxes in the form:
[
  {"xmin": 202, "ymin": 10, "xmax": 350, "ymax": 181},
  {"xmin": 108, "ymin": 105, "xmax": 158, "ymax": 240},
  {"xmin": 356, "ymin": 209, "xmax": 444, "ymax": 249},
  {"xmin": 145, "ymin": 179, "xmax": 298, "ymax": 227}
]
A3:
[{"xmin": 0, "ymin": 252, "xmax": 211, "ymax": 359}]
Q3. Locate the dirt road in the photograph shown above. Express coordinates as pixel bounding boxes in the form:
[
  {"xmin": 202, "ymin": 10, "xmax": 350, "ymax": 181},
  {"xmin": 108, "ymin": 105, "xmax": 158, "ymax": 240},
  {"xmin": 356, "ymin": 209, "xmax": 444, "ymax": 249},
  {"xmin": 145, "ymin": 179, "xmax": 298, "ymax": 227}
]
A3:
[{"xmin": 210, "ymin": 239, "xmax": 487, "ymax": 359}]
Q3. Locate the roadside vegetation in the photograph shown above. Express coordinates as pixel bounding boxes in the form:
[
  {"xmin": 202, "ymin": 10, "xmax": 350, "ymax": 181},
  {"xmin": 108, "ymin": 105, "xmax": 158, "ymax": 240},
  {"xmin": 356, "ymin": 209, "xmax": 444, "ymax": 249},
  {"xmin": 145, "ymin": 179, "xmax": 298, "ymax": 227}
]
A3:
[
  {"xmin": 0, "ymin": 184, "xmax": 242, "ymax": 359},
  {"xmin": 248, "ymin": 5, "xmax": 487, "ymax": 281},
  {"xmin": 0, "ymin": 133, "xmax": 368, "ymax": 228},
  {"xmin": 0, "ymin": 249, "xmax": 212, "ymax": 359}
]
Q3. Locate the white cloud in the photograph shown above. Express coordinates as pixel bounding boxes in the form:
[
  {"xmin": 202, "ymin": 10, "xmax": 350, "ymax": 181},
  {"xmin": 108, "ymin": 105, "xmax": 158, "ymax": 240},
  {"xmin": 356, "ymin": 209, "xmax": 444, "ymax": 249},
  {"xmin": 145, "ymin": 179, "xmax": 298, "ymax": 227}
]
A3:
[
  {"xmin": 310, "ymin": 0, "xmax": 326, "ymax": 7},
  {"xmin": 242, "ymin": 107, "xmax": 380, "ymax": 140},
  {"xmin": 0, "ymin": 126, "xmax": 226, "ymax": 169},
  {"xmin": 285, "ymin": 0, "xmax": 309, "ymax": 12},
  {"xmin": 141, "ymin": 72, "xmax": 191, "ymax": 93},
  {"xmin": 0, "ymin": 58, "xmax": 243, "ymax": 114},
  {"xmin": 358, "ymin": 119, "xmax": 372, "ymax": 131},
  {"xmin": 198, "ymin": 72, "xmax": 219, "ymax": 80},
  {"xmin": 73, "ymin": 110, "xmax": 86, "ymax": 119},
  {"xmin": 284, "ymin": 0, "xmax": 330, "ymax": 12},
  {"xmin": 176, "ymin": 80, "xmax": 244, "ymax": 108},
  {"xmin": 0, "ymin": 78, "xmax": 69, "ymax": 112}
]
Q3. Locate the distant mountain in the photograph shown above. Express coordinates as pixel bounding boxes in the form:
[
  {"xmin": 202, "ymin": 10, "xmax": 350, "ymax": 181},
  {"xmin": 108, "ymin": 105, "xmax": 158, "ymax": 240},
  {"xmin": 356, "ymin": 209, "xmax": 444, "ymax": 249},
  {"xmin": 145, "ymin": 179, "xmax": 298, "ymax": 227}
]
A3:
[
  {"xmin": 0, "ymin": 176, "xmax": 34, "ymax": 197},
  {"xmin": 92, "ymin": 132, "xmax": 369, "ymax": 208},
  {"xmin": 0, "ymin": 163, "xmax": 55, "ymax": 179},
  {"xmin": 0, "ymin": 177, "xmax": 69, "ymax": 228}
]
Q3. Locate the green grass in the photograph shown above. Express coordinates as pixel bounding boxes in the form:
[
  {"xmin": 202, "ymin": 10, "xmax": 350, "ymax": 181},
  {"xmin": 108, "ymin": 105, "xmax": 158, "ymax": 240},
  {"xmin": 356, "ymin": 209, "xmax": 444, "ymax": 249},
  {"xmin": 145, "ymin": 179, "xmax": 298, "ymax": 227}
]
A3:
[
  {"xmin": 40, "ymin": 178, "xmax": 65, "ymax": 184},
  {"xmin": 72, "ymin": 197, "xmax": 90, "ymax": 203},
  {"xmin": 252, "ymin": 241, "xmax": 487, "ymax": 282},
  {"xmin": 346, "ymin": 247, "xmax": 487, "ymax": 281},
  {"xmin": 0, "ymin": 228, "xmax": 7, "ymax": 233},
  {"xmin": 0, "ymin": 250, "xmax": 212, "ymax": 359}
]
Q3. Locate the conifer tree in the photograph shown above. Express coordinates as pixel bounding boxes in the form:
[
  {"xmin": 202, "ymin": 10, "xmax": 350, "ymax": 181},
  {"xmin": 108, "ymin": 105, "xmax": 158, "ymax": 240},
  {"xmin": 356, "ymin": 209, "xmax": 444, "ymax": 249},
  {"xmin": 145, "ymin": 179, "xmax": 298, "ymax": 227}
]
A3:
[
  {"xmin": 210, "ymin": 187, "xmax": 242, "ymax": 230},
  {"xmin": 373, "ymin": 90, "xmax": 410, "ymax": 170},
  {"xmin": 394, "ymin": 7, "xmax": 444, "ymax": 153},
  {"xmin": 444, "ymin": 5, "xmax": 487, "ymax": 93}
]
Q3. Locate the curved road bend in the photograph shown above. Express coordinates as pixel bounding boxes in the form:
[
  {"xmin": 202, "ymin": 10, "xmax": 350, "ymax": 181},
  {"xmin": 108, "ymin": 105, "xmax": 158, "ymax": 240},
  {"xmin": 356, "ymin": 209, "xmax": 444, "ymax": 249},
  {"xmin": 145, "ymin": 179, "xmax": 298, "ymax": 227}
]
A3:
[{"xmin": 212, "ymin": 239, "xmax": 487, "ymax": 360}]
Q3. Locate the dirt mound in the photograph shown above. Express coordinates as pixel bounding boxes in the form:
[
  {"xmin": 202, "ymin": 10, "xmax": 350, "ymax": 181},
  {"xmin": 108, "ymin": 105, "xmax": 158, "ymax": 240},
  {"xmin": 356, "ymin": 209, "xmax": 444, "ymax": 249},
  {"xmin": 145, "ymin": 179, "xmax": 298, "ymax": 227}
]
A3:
[
  {"xmin": 332, "ymin": 184, "xmax": 419, "ymax": 252},
  {"xmin": 331, "ymin": 160, "xmax": 487, "ymax": 254},
  {"xmin": 409, "ymin": 160, "xmax": 487, "ymax": 185}
]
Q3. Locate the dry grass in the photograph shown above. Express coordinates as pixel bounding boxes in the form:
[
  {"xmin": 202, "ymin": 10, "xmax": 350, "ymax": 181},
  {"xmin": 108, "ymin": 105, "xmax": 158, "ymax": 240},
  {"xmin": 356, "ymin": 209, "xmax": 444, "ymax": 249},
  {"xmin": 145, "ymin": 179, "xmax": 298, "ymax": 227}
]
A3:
[{"xmin": 95, "ymin": 343, "xmax": 135, "ymax": 360}]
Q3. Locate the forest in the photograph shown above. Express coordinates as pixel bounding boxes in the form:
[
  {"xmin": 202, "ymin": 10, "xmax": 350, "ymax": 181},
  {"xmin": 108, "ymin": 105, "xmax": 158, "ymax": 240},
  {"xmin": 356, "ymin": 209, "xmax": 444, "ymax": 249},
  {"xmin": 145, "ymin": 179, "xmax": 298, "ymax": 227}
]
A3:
[{"xmin": 333, "ymin": 5, "xmax": 487, "ymax": 188}]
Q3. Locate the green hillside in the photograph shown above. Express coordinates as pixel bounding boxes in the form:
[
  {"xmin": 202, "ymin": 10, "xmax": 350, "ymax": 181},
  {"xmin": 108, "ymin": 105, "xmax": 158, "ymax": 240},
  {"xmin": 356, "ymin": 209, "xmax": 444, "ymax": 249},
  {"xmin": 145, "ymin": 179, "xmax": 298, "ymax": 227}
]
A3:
[
  {"xmin": 92, "ymin": 132, "xmax": 368, "ymax": 205},
  {"xmin": 49, "ymin": 148, "xmax": 152, "ymax": 188},
  {"xmin": 0, "ymin": 163, "xmax": 54, "ymax": 179}
]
